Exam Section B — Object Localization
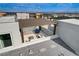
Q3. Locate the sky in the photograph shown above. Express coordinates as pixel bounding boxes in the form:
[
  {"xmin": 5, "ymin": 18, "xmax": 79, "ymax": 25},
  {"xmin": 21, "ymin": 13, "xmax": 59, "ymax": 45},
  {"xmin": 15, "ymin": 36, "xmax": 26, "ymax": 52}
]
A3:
[{"xmin": 0, "ymin": 3, "xmax": 79, "ymax": 13}]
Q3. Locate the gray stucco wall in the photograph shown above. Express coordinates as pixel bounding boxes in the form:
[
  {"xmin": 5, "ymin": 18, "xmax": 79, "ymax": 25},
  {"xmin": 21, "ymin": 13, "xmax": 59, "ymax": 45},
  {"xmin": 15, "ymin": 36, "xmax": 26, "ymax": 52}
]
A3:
[{"xmin": 57, "ymin": 20, "xmax": 79, "ymax": 55}]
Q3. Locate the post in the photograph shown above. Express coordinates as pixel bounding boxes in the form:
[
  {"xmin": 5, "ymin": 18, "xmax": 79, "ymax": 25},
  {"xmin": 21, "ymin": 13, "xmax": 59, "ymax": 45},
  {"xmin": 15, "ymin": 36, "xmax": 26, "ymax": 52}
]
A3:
[
  {"xmin": 53, "ymin": 21, "xmax": 57, "ymax": 35},
  {"xmin": 20, "ymin": 28, "xmax": 24, "ymax": 43}
]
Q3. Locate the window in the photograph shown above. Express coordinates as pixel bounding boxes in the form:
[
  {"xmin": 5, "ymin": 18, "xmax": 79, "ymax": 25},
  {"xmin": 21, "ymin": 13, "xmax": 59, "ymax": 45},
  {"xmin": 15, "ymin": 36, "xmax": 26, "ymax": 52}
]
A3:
[{"xmin": 0, "ymin": 33, "xmax": 12, "ymax": 49}]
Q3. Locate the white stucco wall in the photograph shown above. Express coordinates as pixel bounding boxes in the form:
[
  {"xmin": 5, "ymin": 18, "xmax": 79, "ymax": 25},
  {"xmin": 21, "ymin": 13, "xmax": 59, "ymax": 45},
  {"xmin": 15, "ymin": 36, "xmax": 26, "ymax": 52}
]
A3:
[
  {"xmin": 16, "ymin": 13, "xmax": 29, "ymax": 20},
  {"xmin": 0, "ymin": 22, "xmax": 22, "ymax": 47},
  {"xmin": 57, "ymin": 19, "xmax": 79, "ymax": 55}
]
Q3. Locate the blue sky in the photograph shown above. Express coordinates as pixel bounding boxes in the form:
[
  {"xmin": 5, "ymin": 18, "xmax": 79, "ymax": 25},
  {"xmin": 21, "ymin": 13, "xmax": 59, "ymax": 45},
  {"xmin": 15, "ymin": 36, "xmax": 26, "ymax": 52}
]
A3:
[{"xmin": 0, "ymin": 3, "xmax": 79, "ymax": 13}]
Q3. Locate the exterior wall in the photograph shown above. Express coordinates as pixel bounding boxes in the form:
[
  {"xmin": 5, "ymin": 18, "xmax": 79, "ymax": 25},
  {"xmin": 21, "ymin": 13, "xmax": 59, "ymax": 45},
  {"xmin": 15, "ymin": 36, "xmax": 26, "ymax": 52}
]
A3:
[
  {"xmin": 0, "ymin": 22, "xmax": 22, "ymax": 46},
  {"xmin": 16, "ymin": 13, "xmax": 29, "ymax": 20},
  {"xmin": 57, "ymin": 19, "xmax": 79, "ymax": 55},
  {"xmin": 23, "ymin": 26, "xmax": 35, "ymax": 33}
]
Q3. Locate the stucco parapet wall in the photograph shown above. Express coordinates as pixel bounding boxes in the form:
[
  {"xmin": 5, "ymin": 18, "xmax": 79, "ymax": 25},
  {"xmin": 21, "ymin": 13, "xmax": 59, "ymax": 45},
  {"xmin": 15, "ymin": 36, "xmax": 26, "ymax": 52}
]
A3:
[
  {"xmin": 58, "ymin": 19, "xmax": 79, "ymax": 26},
  {"xmin": 0, "ymin": 35, "xmax": 58, "ymax": 54}
]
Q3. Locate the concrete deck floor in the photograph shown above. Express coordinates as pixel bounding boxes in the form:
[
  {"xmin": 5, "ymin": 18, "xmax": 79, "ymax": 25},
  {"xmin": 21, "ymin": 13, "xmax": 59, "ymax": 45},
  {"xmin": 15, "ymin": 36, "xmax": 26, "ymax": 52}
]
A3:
[
  {"xmin": 53, "ymin": 38, "xmax": 78, "ymax": 55},
  {"xmin": 0, "ymin": 36, "xmax": 77, "ymax": 56}
]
